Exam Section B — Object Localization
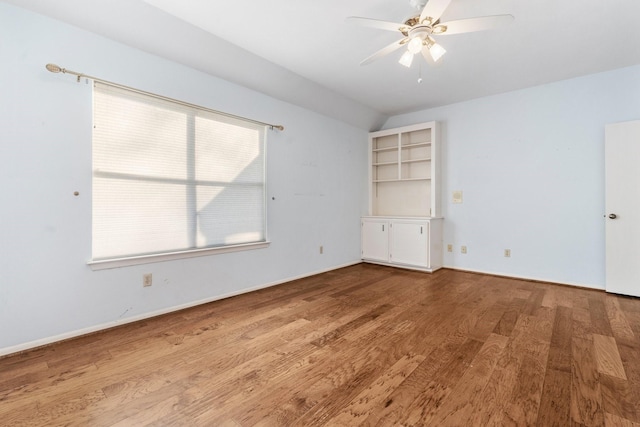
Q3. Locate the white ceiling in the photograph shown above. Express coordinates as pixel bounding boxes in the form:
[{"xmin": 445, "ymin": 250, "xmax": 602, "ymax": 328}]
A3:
[{"xmin": 6, "ymin": 0, "xmax": 640, "ymax": 129}]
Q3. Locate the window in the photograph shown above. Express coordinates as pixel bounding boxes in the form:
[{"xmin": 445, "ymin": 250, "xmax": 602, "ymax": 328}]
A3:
[{"xmin": 90, "ymin": 82, "xmax": 268, "ymax": 268}]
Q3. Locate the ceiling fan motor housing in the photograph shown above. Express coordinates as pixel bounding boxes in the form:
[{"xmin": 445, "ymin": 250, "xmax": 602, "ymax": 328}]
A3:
[{"xmin": 406, "ymin": 25, "xmax": 433, "ymax": 52}]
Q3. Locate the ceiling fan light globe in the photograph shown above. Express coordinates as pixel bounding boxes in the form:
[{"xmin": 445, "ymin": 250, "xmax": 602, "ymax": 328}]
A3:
[
  {"xmin": 429, "ymin": 43, "xmax": 446, "ymax": 62},
  {"xmin": 407, "ymin": 36, "xmax": 424, "ymax": 54},
  {"xmin": 399, "ymin": 50, "xmax": 414, "ymax": 67}
]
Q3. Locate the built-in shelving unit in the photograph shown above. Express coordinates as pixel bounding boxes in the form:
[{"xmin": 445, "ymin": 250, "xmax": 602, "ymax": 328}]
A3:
[
  {"xmin": 369, "ymin": 121, "xmax": 440, "ymax": 217},
  {"xmin": 363, "ymin": 121, "xmax": 442, "ymax": 272}
]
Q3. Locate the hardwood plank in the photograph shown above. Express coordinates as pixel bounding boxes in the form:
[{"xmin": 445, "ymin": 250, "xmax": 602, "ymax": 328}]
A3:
[
  {"xmin": 589, "ymin": 295, "xmax": 614, "ymax": 336},
  {"xmin": 604, "ymin": 412, "xmax": 640, "ymax": 427},
  {"xmin": 543, "ymin": 287, "xmax": 577, "ymax": 309},
  {"xmin": 457, "ymin": 297, "xmax": 507, "ymax": 342},
  {"xmin": 395, "ymin": 337, "xmax": 485, "ymax": 425},
  {"xmin": 493, "ymin": 298, "xmax": 526, "ymax": 337},
  {"xmin": 625, "ymin": 311, "xmax": 640, "ymax": 337},
  {"xmin": 467, "ymin": 311, "xmax": 553, "ymax": 427},
  {"xmin": 573, "ymin": 306, "xmax": 595, "ymax": 340},
  {"xmin": 571, "ymin": 336, "xmax": 605, "ymax": 426},
  {"xmin": 522, "ymin": 287, "xmax": 546, "ymax": 316},
  {"xmin": 427, "ymin": 333, "xmax": 510, "ymax": 425},
  {"xmin": 593, "ymin": 334, "xmax": 628, "ymax": 380},
  {"xmin": 535, "ymin": 306, "xmax": 573, "ymax": 426},
  {"xmin": 6, "ymin": 388, "xmax": 108, "ymax": 427},
  {"xmin": 600, "ymin": 374, "xmax": 640, "ymax": 424},
  {"xmin": 502, "ymin": 342, "xmax": 551, "ymax": 426},
  {"xmin": 289, "ymin": 349, "xmax": 398, "ymax": 426},
  {"xmin": 251, "ymin": 349, "xmax": 389, "ymax": 426},
  {"xmin": 548, "ymin": 306, "xmax": 573, "ymax": 372},
  {"xmin": 192, "ymin": 346, "xmax": 335, "ymax": 425},
  {"xmin": 310, "ymin": 304, "xmax": 394, "ymax": 348},
  {"xmin": 324, "ymin": 353, "xmax": 425, "ymax": 426},
  {"xmin": 537, "ymin": 368, "xmax": 572, "ymax": 427},
  {"xmin": 607, "ymin": 337, "xmax": 640, "ymax": 423},
  {"xmin": 605, "ymin": 296, "xmax": 636, "ymax": 340}
]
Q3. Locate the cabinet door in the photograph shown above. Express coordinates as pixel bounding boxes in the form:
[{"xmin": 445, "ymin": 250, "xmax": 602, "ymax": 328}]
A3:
[
  {"xmin": 389, "ymin": 221, "xmax": 429, "ymax": 267},
  {"xmin": 362, "ymin": 219, "xmax": 389, "ymax": 262}
]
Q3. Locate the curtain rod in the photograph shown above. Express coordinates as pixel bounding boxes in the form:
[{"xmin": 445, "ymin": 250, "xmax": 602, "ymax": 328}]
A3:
[{"xmin": 45, "ymin": 63, "xmax": 285, "ymax": 131}]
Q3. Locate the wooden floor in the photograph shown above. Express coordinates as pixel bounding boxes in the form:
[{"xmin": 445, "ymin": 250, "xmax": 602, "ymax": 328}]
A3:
[{"xmin": 2, "ymin": 264, "xmax": 640, "ymax": 426}]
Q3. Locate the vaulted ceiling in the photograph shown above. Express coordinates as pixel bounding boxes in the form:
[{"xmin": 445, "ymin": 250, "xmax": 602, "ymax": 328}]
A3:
[{"xmin": 7, "ymin": 0, "xmax": 640, "ymax": 129}]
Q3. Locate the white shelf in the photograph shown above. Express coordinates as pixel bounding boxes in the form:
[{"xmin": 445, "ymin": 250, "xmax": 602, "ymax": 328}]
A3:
[
  {"xmin": 401, "ymin": 158, "xmax": 430, "ymax": 164},
  {"xmin": 373, "ymin": 161, "xmax": 398, "ymax": 166},
  {"xmin": 372, "ymin": 146, "xmax": 397, "ymax": 153},
  {"xmin": 373, "ymin": 178, "xmax": 431, "ymax": 183},
  {"xmin": 401, "ymin": 142, "xmax": 431, "ymax": 148}
]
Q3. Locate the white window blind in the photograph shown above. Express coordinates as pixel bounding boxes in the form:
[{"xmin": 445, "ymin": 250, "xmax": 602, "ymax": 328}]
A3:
[{"xmin": 92, "ymin": 82, "xmax": 266, "ymax": 262}]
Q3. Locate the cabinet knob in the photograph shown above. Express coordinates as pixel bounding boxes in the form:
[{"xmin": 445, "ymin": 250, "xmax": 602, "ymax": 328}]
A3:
[{"xmin": 609, "ymin": 213, "xmax": 617, "ymax": 219}]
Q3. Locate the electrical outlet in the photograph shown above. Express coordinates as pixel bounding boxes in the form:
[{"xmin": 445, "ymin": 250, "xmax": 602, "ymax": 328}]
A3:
[
  {"xmin": 447, "ymin": 244, "xmax": 453, "ymax": 252},
  {"xmin": 320, "ymin": 245, "xmax": 324, "ymax": 254},
  {"xmin": 504, "ymin": 249, "xmax": 511, "ymax": 257},
  {"xmin": 143, "ymin": 273, "xmax": 152, "ymax": 287},
  {"xmin": 461, "ymin": 246, "xmax": 467, "ymax": 254}
]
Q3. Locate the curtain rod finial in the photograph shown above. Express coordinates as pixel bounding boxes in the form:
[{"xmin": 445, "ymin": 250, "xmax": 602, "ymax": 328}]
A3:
[
  {"xmin": 46, "ymin": 63, "xmax": 63, "ymax": 73},
  {"xmin": 272, "ymin": 125, "xmax": 284, "ymax": 131}
]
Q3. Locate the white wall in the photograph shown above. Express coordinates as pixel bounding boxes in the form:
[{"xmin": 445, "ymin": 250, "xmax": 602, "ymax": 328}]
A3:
[
  {"xmin": 384, "ymin": 66, "xmax": 640, "ymax": 288},
  {"xmin": 0, "ymin": 3, "xmax": 369, "ymax": 355}
]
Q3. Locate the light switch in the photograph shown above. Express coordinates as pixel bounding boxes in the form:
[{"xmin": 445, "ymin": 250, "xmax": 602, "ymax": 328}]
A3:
[{"xmin": 452, "ymin": 190, "xmax": 463, "ymax": 204}]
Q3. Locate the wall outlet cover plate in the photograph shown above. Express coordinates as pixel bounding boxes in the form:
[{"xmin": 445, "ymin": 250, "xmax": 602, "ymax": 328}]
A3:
[{"xmin": 452, "ymin": 190, "xmax": 463, "ymax": 204}]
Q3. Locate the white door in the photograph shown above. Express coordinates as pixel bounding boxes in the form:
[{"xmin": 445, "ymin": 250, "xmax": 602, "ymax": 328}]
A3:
[
  {"xmin": 362, "ymin": 219, "xmax": 389, "ymax": 262},
  {"xmin": 605, "ymin": 120, "xmax": 640, "ymax": 297},
  {"xmin": 389, "ymin": 220, "xmax": 428, "ymax": 267}
]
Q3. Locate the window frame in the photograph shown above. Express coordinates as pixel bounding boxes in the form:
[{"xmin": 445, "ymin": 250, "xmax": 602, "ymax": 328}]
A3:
[
  {"xmin": 88, "ymin": 241, "xmax": 270, "ymax": 270},
  {"xmin": 88, "ymin": 82, "xmax": 270, "ymax": 271}
]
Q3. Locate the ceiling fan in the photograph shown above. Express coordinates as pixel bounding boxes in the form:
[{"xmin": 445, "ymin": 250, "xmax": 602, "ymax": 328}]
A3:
[{"xmin": 347, "ymin": 0, "xmax": 514, "ymax": 68}]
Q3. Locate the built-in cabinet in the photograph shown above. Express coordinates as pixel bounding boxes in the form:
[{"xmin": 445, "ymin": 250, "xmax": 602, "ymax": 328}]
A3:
[
  {"xmin": 361, "ymin": 217, "xmax": 443, "ymax": 272},
  {"xmin": 362, "ymin": 121, "xmax": 443, "ymax": 272},
  {"xmin": 361, "ymin": 217, "xmax": 389, "ymax": 262}
]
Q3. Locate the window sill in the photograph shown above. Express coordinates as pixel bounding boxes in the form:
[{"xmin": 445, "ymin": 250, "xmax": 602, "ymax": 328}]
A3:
[{"xmin": 88, "ymin": 241, "xmax": 271, "ymax": 271}]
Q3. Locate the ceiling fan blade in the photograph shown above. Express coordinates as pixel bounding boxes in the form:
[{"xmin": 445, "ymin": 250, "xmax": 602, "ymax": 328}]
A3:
[
  {"xmin": 346, "ymin": 16, "xmax": 408, "ymax": 33},
  {"xmin": 360, "ymin": 38, "xmax": 407, "ymax": 66},
  {"xmin": 420, "ymin": 0, "xmax": 452, "ymax": 24},
  {"xmin": 435, "ymin": 14, "xmax": 514, "ymax": 35}
]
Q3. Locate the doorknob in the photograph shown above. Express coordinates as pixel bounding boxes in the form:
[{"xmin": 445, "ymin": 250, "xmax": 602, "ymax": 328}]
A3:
[{"xmin": 609, "ymin": 213, "xmax": 617, "ymax": 219}]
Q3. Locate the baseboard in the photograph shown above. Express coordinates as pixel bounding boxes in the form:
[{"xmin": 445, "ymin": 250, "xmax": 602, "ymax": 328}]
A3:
[
  {"xmin": 443, "ymin": 265, "xmax": 605, "ymax": 291},
  {"xmin": 0, "ymin": 260, "xmax": 362, "ymax": 358},
  {"xmin": 361, "ymin": 259, "xmax": 439, "ymax": 273}
]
